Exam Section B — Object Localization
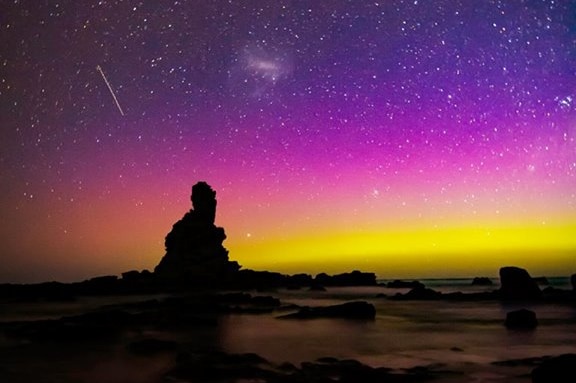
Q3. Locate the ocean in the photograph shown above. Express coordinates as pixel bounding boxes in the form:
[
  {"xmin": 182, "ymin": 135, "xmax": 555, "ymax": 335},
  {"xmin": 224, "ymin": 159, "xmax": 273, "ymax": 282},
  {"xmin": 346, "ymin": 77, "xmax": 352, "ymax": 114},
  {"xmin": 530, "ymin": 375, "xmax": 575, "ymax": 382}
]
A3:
[
  {"xmin": 0, "ymin": 277, "xmax": 574, "ymax": 382},
  {"xmin": 218, "ymin": 277, "xmax": 575, "ymax": 382}
]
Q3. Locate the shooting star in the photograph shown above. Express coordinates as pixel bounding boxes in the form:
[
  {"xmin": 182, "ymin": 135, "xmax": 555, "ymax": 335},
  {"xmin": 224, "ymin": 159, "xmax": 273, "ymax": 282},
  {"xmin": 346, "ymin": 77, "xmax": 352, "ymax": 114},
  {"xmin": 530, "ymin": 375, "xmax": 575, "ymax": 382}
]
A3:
[{"xmin": 96, "ymin": 65, "xmax": 125, "ymax": 116}]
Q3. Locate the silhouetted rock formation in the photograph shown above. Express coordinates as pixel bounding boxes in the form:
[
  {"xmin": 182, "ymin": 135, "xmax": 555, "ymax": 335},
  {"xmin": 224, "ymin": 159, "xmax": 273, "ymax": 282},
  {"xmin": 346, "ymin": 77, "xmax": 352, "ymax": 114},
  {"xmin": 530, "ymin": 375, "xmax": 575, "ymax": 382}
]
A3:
[
  {"xmin": 471, "ymin": 277, "xmax": 493, "ymax": 286},
  {"xmin": 505, "ymin": 309, "xmax": 538, "ymax": 330},
  {"xmin": 532, "ymin": 354, "xmax": 576, "ymax": 383},
  {"xmin": 154, "ymin": 182, "xmax": 240, "ymax": 284},
  {"xmin": 571, "ymin": 274, "xmax": 576, "ymax": 291},
  {"xmin": 499, "ymin": 266, "xmax": 541, "ymax": 300}
]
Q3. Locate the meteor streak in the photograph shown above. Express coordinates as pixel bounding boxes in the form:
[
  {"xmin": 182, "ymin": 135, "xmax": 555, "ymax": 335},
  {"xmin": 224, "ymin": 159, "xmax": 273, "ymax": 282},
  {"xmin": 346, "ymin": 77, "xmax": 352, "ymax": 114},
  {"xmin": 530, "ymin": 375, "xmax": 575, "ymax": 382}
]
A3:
[{"xmin": 96, "ymin": 65, "xmax": 125, "ymax": 116}]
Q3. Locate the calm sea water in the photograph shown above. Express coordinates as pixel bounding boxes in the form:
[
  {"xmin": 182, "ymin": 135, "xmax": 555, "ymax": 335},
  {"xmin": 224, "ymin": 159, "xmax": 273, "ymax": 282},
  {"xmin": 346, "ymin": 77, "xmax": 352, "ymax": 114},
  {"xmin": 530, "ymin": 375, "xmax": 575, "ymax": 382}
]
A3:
[
  {"xmin": 0, "ymin": 278, "xmax": 574, "ymax": 383},
  {"xmin": 218, "ymin": 277, "xmax": 575, "ymax": 382}
]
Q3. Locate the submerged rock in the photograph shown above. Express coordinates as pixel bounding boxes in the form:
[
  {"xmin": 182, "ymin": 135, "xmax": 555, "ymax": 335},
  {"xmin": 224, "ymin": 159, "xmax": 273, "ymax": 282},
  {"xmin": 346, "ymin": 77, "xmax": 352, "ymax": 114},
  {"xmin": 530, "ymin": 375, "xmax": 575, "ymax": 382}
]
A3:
[
  {"xmin": 499, "ymin": 266, "xmax": 541, "ymax": 300},
  {"xmin": 279, "ymin": 301, "xmax": 376, "ymax": 320},
  {"xmin": 505, "ymin": 309, "xmax": 538, "ymax": 330}
]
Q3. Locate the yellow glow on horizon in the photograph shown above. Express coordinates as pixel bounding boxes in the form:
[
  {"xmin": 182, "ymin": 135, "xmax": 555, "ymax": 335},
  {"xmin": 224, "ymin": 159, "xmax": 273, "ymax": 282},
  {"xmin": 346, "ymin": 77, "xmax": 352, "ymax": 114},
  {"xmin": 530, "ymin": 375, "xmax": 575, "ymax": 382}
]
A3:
[{"xmin": 227, "ymin": 223, "xmax": 576, "ymax": 277}]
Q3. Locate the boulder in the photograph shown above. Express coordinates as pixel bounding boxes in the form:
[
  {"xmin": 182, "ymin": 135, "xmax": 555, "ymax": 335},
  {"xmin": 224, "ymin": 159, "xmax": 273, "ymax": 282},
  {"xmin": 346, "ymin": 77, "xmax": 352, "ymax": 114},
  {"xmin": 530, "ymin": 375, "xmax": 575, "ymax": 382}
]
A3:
[
  {"xmin": 280, "ymin": 301, "xmax": 376, "ymax": 320},
  {"xmin": 505, "ymin": 309, "xmax": 538, "ymax": 330},
  {"xmin": 532, "ymin": 354, "xmax": 576, "ymax": 383},
  {"xmin": 499, "ymin": 267, "xmax": 541, "ymax": 300}
]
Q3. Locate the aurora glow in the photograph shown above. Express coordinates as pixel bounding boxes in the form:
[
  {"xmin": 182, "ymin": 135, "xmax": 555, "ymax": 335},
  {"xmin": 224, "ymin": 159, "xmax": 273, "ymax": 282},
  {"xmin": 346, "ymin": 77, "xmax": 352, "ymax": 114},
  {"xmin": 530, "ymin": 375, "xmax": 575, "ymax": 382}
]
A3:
[{"xmin": 1, "ymin": 0, "xmax": 575, "ymax": 282}]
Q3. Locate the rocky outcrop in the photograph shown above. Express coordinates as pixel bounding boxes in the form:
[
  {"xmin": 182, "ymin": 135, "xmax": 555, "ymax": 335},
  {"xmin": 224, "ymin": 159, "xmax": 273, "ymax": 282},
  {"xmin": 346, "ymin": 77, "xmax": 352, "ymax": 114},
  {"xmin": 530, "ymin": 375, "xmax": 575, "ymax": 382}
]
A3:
[
  {"xmin": 154, "ymin": 182, "xmax": 240, "ymax": 284},
  {"xmin": 505, "ymin": 309, "xmax": 538, "ymax": 330},
  {"xmin": 499, "ymin": 266, "xmax": 541, "ymax": 300},
  {"xmin": 571, "ymin": 274, "xmax": 576, "ymax": 291}
]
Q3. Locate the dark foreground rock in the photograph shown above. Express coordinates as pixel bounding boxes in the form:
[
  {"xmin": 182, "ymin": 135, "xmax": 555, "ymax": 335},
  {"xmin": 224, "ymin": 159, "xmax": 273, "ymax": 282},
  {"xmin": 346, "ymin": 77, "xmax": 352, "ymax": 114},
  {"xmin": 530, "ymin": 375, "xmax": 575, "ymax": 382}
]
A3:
[
  {"xmin": 571, "ymin": 274, "xmax": 576, "ymax": 291},
  {"xmin": 505, "ymin": 309, "xmax": 538, "ymax": 330},
  {"xmin": 532, "ymin": 354, "xmax": 576, "ymax": 383},
  {"xmin": 499, "ymin": 266, "xmax": 541, "ymax": 300},
  {"xmin": 166, "ymin": 350, "xmax": 445, "ymax": 383},
  {"xmin": 279, "ymin": 301, "xmax": 376, "ymax": 320}
]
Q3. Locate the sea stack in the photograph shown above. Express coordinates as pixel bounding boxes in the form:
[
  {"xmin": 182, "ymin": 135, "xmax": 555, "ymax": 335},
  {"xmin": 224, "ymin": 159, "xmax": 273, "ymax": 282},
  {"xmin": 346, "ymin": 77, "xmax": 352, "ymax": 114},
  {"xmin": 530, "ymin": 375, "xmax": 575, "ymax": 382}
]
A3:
[{"xmin": 154, "ymin": 182, "xmax": 240, "ymax": 284}]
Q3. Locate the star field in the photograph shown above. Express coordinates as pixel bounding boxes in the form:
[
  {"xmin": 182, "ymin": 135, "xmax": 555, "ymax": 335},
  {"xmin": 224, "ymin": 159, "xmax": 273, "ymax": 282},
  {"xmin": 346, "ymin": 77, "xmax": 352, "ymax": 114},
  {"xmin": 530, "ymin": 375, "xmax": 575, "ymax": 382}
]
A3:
[{"xmin": 1, "ymin": 0, "xmax": 575, "ymax": 282}]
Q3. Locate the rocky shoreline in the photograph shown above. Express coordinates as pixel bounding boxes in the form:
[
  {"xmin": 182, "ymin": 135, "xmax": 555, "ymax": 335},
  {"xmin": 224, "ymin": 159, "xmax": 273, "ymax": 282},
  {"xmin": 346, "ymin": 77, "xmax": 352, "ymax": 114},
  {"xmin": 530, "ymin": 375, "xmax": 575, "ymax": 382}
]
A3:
[
  {"xmin": 1, "ymin": 183, "xmax": 574, "ymax": 382},
  {"xmin": 1, "ymin": 274, "xmax": 575, "ymax": 382}
]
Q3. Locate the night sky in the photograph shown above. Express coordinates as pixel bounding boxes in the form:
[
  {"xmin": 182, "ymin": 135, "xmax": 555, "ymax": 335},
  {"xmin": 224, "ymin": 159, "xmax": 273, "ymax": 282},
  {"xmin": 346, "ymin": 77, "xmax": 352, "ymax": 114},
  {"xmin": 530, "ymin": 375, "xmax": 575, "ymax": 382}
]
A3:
[{"xmin": 1, "ymin": 0, "xmax": 575, "ymax": 283}]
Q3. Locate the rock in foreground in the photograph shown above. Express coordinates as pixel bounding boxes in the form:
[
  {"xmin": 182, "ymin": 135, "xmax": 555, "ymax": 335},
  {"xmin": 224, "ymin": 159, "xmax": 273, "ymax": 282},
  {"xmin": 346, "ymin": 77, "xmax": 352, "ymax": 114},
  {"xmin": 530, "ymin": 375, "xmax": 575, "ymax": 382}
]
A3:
[
  {"xmin": 532, "ymin": 354, "xmax": 576, "ymax": 383},
  {"xmin": 167, "ymin": 351, "xmax": 442, "ymax": 383}
]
